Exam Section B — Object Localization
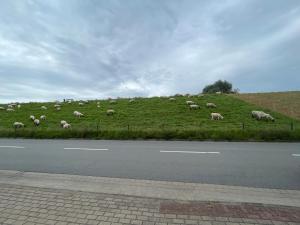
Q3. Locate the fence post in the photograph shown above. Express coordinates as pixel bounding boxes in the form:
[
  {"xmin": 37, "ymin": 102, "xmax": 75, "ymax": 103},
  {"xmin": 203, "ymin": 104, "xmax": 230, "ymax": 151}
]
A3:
[
  {"xmin": 291, "ymin": 122, "xmax": 294, "ymax": 131},
  {"xmin": 127, "ymin": 124, "xmax": 130, "ymax": 131},
  {"xmin": 242, "ymin": 122, "xmax": 245, "ymax": 130}
]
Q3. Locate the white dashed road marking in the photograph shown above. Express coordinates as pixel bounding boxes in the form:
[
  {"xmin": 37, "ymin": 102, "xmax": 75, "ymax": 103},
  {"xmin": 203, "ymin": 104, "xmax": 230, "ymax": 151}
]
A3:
[
  {"xmin": 64, "ymin": 147, "xmax": 109, "ymax": 151},
  {"xmin": 0, "ymin": 146, "xmax": 25, "ymax": 149},
  {"xmin": 292, "ymin": 154, "xmax": 300, "ymax": 157},
  {"xmin": 160, "ymin": 150, "xmax": 220, "ymax": 154}
]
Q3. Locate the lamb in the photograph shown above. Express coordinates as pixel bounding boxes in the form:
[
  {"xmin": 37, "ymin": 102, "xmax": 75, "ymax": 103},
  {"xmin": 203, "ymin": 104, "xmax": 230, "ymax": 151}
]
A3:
[
  {"xmin": 60, "ymin": 120, "xmax": 67, "ymax": 127},
  {"xmin": 6, "ymin": 108, "xmax": 14, "ymax": 112},
  {"xmin": 63, "ymin": 123, "xmax": 71, "ymax": 129},
  {"xmin": 41, "ymin": 106, "xmax": 47, "ymax": 110},
  {"xmin": 40, "ymin": 115, "xmax": 46, "ymax": 120},
  {"xmin": 106, "ymin": 109, "xmax": 115, "ymax": 115},
  {"xmin": 206, "ymin": 103, "xmax": 217, "ymax": 108},
  {"xmin": 186, "ymin": 100, "xmax": 194, "ymax": 105},
  {"xmin": 13, "ymin": 122, "xmax": 24, "ymax": 128},
  {"xmin": 169, "ymin": 98, "xmax": 176, "ymax": 101},
  {"xmin": 211, "ymin": 113, "xmax": 224, "ymax": 120},
  {"xmin": 29, "ymin": 115, "xmax": 35, "ymax": 121},
  {"xmin": 33, "ymin": 119, "xmax": 40, "ymax": 126},
  {"xmin": 189, "ymin": 104, "xmax": 199, "ymax": 110},
  {"xmin": 73, "ymin": 111, "xmax": 84, "ymax": 117}
]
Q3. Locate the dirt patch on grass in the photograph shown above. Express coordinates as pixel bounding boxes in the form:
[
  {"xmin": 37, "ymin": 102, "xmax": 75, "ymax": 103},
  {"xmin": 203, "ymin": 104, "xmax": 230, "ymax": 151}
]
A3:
[{"xmin": 233, "ymin": 91, "xmax": 300, "ymax": 120}]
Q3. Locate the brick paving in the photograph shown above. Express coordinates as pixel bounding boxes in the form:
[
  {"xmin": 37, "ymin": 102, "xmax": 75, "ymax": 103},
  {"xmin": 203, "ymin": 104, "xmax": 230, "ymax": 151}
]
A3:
[{"xmin": 0, "ymin": 184, "xmax": 299, "ymax": 225}]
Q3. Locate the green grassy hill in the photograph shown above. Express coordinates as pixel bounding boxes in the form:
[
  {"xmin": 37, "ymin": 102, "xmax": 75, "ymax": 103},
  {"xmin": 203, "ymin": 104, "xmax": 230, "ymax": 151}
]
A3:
[{"xmin": 0, "ymin": 94, "xmax": 299, "ymax": 141}]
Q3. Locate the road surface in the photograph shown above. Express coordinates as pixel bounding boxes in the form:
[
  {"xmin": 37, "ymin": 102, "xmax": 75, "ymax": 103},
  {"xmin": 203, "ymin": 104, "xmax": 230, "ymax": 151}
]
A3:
[{"xmin": 0, "ymin": 138, "xmax": 299, "ymax": 189}]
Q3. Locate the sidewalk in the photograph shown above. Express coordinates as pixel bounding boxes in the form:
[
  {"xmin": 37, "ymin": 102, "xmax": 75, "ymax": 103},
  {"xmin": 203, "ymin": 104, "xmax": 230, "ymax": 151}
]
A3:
[{"xmin": 0, "ymin": 170, "xmax": 299, "ymax": 225}]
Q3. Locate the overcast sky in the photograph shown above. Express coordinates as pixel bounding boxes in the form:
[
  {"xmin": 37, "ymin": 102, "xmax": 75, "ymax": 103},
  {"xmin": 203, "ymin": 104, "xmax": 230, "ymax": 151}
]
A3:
[{"xmin": 0, "ymin": 0, "xmax": 300, "ymax": 103}]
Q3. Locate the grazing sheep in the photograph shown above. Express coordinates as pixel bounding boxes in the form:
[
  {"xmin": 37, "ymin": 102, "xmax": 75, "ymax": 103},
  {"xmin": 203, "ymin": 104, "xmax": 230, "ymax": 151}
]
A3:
[
  {"xmin": 33, "ymin": 119, "xmax": 40, "ymax": 126},
  {"xmin": 106, "ymin": 109, "xmax": 115, "ymax": 115},
  {"xmin": 78, "ymin": 102, "xmax": 84, "ymax": 106},
  {"xmin": 189, "ymin": 104, "xmax": 200, "ymax": 110},
  {"xmin": 109, "ymin": 100, "xmax": 116, "ymax": 104},
  {"xmin": 11, "ymin": 103, "xmax": 17, "ymax": 107},
  {"xmin": 17, "ymin": 104, "xmax": 21, "ymax": 108},
  {"xmin": 29, "ymin": 115, "xmax": 35, "ymax": 121},
  {"xmin": 56, "ymin": 107, "xmax": 61, "ymax": 111},
  {"xmin": 198, "ymin": 94, "xmax": 204, "ymax": 97},
  {"xmin": 169, "ymin": 98, "xmax": 176, "ymax": 101},
  {"xmin": 73, "ymin": 111, "xmax": 84, "ymax": 118},
  {"xmin": 0, "ymin": 106, "xmax": 5, "ymax": 110},
  {"xmin": 13, "ymin": 122, "xmax": 24, "ymax": 128},
  {"xmin": 97, "ymin": 105, "xmax": 101, "ymax": 108},
  {"xmin": 41, "ymin": 106, "xmax": 47, "ymax": 110},
  {"xmin": 54, "ymin": 104, "xmax": 61, "ymax": 108},
  {"xmin": 129, "ymin": 99, "xmax": 135, "ymax": 103},
  {"xmin": 7, "ymin": 104, "xmax": 13, "ymax": 108},
  {"xmin": 206, "ymin": 103, "xmax": 217, "ymax": 108},
  {"xmin": 216, "ymin": 91, "xmax": 221, "ymax": 94},
  {"xmin": 63, "ymin": 123, "xmax": 71, "ymax": 129},
  {"xmin": 40, "ymin": 115, "xmax": 46, "ymax": 120},
  {"xmin": 211, "ymin": 113, "xmax": 224, "ymax": 120},
  {"xmin": 251, "ymin": 111, "xmax": 275, "ymax": 121},
  {"xmin": 60, "ymin": 120, "xmax": 67, "ymax": 127},
  {"xmin": 6, "ymin": 108, "xmax": 14, "ymax": 112},
  {"xmin": 186, "ymin": 100, "xmax": 194, "ymax": 105}
]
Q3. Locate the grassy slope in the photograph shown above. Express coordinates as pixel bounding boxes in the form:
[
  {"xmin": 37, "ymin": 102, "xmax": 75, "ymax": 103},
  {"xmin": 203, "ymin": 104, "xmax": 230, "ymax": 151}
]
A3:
[
  {"xmin": 0, "ymin": 94, "xmax": 299, "ymax": 140},
  {"xmin": 232, "ymin": 91, "xmax": 300, "ymax": 120}
]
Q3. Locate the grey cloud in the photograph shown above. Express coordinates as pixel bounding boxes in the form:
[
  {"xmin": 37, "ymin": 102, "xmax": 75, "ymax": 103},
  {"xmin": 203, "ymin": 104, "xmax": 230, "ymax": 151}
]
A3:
[{"xmin": 0, "ymin": 0, "xmax": 299, "ymax": 103}]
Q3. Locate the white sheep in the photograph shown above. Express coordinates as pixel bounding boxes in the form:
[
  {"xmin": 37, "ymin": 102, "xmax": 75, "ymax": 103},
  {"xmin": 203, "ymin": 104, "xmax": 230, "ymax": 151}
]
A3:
[
  {"xmin": 17, "ymin": 104, "xmax": 21, "ymax": 109},
  {"xmin": 29, "ymin": 115, "xmax": 35, "ymax": 121},
  {"xmin": 73, "ymin": 111, "xmax": 84, "ymax": 118},
  {"xmin": 109, "ymin": 100, "xmax": 117, "ymax": 104},
  {"xmin": 78, "ymin": 102, "xmax": 84, "ymax": 106},
  {"xmin": 13, "ymin": 122, "xmax": 24, "ymax": 128},
  {"xmin": 216, "ymin": 91, "xmax": 222, "ymax": 94},
  {"xmin": 252, "ymin": 111, "xmax": 274, "ymax": 121},
  {"xmin": 211, "ymin": 113, "xmax": 224, "ymax": 120},
  {"xmin": 63, "ymin": 123, "xmax": 71, "ymax": 129},
  {"xmin": 0, "ymin": 106, "xmax": 5, "ymax": 110},
  {"xmin": 6, "ymin": 108, "xmax": 14, "ymax": 112},
  {"xmin": 41, "ymin": 106, "xmax": 47, "ymax": 110},
  {"xmin": 40, "ymin": 115, "xmax": 46, "ymax": 120},
  {"xmin": 56, "ymin": 107, "xmax": 61, "ymax": 111},
  {"xmin": 60, "ymin": 120, "xmax": 67, "ymax": 127},
  {"xmin": 54, "ymin": 104, "xmax": 61, "ymax": 108},
  {"xmin": 186, "ymin": 100, "xmax": 194, "ymax": 105},
  {"xmin": 129, "ymin": 99, "xmax": 135, "ymax": 103},
  {"xmin": 189, "ymin": 104, "xmax": 199, "ymax": 110},
  {"xmin": 106, "ymin": 109, "xmax": 115, "ymax": 115},
  {"xmin": 33, "ymin": 119, "xmax": 40, "ymax": 126},
  {"xmin": 206, "ymin": 103, "xmax": 217, "ymax": 108},
  {"xmin": 169, "ymin": 98, "xmax": 176, "ymax": 101},
  {"xmin": 7, "ymin": 104, "xmax": 13, "ymax": 108}
]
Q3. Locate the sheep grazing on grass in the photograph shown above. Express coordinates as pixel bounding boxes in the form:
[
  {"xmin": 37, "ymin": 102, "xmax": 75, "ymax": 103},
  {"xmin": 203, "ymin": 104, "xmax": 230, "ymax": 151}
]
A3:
[
  {"xmin": 216, "ymin": 91, "xmax": 221, "ymax": 94},
  {"xmin": 189, "ymin": 104, "xmax": 200, "ymax": 110},
  {"xmin": 17, "ymin": 104, "xmax": 21, "ymax": 108},
  {"xmin": 7, "ymin": 104, "xmax": 13, "ymax": 108},
  {"xmin": 109, "ymin": 100, "xmax": 117, "ymax": 104},
  {"xmin": 33, "ymin": 119, "xmax": 40, "ymax": 126},
  {"xmin": 206, "ymin": 103, "xmax": 217, "ymax": 108},
  {"xmin": 73, "ymin": 111, "xmax": 84, "ymax": 118},
  {"xmin": 30, "ymin": 115, "xmax": 35, "ymax": 121},
  {"xmin": 60, "ymin": 120, "xmax": 67, "ymax": 127},
  {"xmin": 78, "ymin": 102, "xmax": 84, "ymax": 106},
  {"xmin": 169, "ymin": 98, "xmax": 176, "ymax": 101},
  {"xmin": 198, "ymin": 94, "xmax": 204, "ymax": 97},
  {"xmin": 13, "ymin": 122, "xmax": 24, "ymax": 128},
  {"xmin": 106, "ymin": 109, "xmax": 115, "ymax": 116},
  {"xmin": 211, "ymin": 113, "xmax": 223, "ymax": 120},
  {"xmin": 54, "ymin": 104, "xmax": 61, "ymax": 108},
  {"xmin": 129, "ymin": 99, "xmax": 135, "ymax": 103},
  {"xmin": 41, "ymin": 106, "xmax": 47, "ymax": 110},
  {"xmin": 0, "ymin": 106, "xmax": 5, "ymax": 110},
  {"xmin": 11, "ymin": 103, "xmax": 17, "ymax": 107},
  {"xmin": 6, "ymin": 108, "xmax": 14, "ymax": 112},
  {"xmin": 40, "ymin": 115, "xmax": 46, "ymax": 120},
  {"xmin": 56, "ymin": 107, "xmax": 61, "ymax": 111},
  {"xmin": 252, "ymin": 111, "xmax": 275, "ymax": 121},
  {"xmin": 63, "ymin": 123, "xmax": 71, "ymax": 129},
  {"xmin": 186, "ymin": 100, "xmax": 194, "ymax": 105}
]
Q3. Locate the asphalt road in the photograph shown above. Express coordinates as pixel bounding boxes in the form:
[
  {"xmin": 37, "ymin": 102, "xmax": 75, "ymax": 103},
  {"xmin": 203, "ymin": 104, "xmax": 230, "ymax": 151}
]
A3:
[{"xmin": 0, "ymin": 138, "xmax": 299, "ymax": 190}]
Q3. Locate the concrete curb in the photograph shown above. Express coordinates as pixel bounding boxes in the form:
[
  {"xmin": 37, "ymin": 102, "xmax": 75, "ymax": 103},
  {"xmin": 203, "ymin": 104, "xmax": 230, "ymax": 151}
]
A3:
[{"xmin": 0, "ymin": 170, "xmax": 300, "ymax": 207}]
